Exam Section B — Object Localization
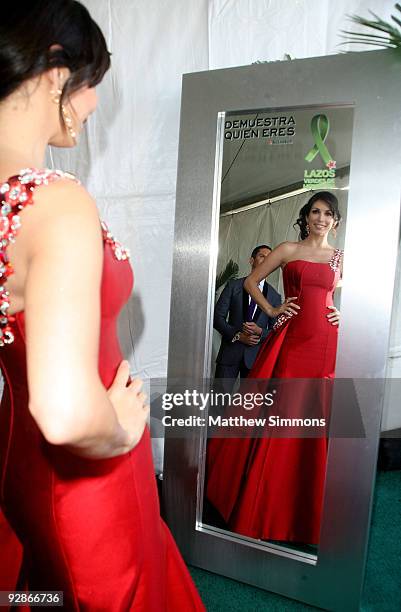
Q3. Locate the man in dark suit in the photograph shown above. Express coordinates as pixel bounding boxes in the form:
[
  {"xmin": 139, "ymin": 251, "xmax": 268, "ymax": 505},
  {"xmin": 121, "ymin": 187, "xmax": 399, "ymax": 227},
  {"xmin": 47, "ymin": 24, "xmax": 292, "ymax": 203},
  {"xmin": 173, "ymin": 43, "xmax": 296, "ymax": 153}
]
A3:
[{"xmin": 214, "ymin": 245, "xmax": 281, "ymax": 392}]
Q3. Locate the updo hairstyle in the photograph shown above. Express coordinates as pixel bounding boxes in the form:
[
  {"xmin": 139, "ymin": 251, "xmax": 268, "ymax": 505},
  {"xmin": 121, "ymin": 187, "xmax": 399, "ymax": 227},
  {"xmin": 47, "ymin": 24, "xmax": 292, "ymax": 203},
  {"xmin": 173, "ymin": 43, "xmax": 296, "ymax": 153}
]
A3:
[{"xmin": 0, "ymin": 1, "xmax": 111, "ymax": 126}]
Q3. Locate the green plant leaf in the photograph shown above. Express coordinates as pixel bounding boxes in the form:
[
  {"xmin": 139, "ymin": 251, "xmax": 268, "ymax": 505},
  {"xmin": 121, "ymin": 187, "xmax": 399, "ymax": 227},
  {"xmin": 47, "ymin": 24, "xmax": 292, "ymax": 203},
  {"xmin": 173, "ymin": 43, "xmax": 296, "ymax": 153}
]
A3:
[
  {"xmin": 341, "ymin": 4, "xmax": 401, "ymax": 49},
  {"xmin": 215, "ymin": 259, "xmax": 239, "ymax": 292},
  {"xmin": 341, "ymin": 30, "xmax": 393, "ymax": 40}
]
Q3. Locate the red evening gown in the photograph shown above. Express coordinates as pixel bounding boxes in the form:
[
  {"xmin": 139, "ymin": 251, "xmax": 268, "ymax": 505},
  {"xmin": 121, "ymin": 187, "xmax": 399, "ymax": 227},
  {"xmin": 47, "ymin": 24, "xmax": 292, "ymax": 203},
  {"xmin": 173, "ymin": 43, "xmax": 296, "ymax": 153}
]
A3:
[
  {"xmin": 207, "ymin": 254, "xmax": 342, "ymax": 545},
  {"xmin": 0, "ymin": 169, "xmax": 205, "ymax": 611}
]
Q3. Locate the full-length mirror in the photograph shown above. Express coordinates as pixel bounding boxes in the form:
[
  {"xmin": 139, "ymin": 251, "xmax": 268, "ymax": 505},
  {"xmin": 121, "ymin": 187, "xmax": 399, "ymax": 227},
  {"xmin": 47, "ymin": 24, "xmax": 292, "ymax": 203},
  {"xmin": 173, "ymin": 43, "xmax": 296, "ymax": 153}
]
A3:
[
  {"xmin": 200, "ymin": 105, "xmax": 352, "ymax": 556},
  {"xmin": 164, "ymin": 50, "xmax": 401, "ymax": 611}
]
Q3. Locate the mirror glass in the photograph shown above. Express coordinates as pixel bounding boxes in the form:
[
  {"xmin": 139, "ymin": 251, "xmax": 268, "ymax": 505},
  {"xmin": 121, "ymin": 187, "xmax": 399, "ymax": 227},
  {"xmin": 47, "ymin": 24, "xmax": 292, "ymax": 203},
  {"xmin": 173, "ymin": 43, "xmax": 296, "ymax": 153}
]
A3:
[{"xmin": 199, "ymin": 104, "xmax": 354, "ymax": 557}]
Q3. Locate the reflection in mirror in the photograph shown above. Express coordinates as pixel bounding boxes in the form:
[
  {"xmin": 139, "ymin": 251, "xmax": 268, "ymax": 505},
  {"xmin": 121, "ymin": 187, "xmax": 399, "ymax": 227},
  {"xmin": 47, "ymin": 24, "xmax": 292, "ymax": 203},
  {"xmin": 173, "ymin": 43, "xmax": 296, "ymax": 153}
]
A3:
[{"xmin": 200, "ymin": 105, "xmax": 354, "ymax": 556}]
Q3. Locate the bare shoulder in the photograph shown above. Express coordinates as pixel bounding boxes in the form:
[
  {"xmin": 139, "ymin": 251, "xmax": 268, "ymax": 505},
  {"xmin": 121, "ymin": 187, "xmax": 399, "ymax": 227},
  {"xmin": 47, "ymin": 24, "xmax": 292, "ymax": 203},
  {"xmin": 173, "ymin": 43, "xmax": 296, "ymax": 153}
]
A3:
[
  {"xmin": 24, "ymin": 178, "xmax": 99, "ymax": 233},
  {"xmin": 273, "ymin": 241, "xmax": 299, "ymax": 257},
  {"xmin": 17, "ymin": 177, "xmax": 102, "ymax": 257},
  {"xmin": 33, "ymin": 178, "xmax": 98, "ymax": 219}
]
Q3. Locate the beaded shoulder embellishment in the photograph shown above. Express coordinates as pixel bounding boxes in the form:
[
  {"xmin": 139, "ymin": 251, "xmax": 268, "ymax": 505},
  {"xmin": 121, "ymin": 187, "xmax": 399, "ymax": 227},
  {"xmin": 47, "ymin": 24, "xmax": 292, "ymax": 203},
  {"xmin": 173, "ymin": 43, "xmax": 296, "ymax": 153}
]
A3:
[
  {"xmin": 0, "ymin": 168, "xmax": 130, "ymax": 347},
  {"xmin": 101, "ymin": 221, "xmax": 130, "ymax": 261},
  {"xmin": 329, "ymin": 248, "xmax": 343, "ymax": 272},
  {"xmin": 0, "ymin": 168, "xmax": 75, "ymax": 346},
  {"xmin": 272, "ymin": 249, "xmax": 344, "ymax": 332}
]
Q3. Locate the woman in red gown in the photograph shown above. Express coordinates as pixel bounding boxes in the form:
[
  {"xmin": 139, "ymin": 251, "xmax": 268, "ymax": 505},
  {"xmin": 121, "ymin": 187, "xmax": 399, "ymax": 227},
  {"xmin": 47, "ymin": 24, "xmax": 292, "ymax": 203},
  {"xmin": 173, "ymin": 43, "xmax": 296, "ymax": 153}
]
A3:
[
  {"xmin": 0, "ymin": 2, "xmax": 204, "ymax": 610},
  {"xmin": 207, "ymin": 191, "xmax": 343, "ymax": 545}
]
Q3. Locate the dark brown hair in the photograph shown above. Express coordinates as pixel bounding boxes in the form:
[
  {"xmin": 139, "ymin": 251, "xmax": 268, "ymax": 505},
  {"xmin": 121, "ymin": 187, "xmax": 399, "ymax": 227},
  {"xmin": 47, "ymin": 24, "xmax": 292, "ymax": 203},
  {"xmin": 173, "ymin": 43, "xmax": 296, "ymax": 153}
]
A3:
[
  {"xmin": 251, "ymin": 245, "xmax": 272, "ymax": 259},
  {"xmin": 294, "ymin": 192, "xmax": 341, "ymax": 240},
  {"xmin": 0, "ymin": 1, "xmax": 111, "ymax": 124}
]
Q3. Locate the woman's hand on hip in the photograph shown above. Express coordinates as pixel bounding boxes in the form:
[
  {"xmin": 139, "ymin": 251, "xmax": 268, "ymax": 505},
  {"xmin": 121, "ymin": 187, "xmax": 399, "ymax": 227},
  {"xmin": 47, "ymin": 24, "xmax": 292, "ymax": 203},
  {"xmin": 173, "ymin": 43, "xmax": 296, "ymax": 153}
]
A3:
[
  {"xmin": 270, "ymin": 296, "xmax": 300, "ymax": 318},
  {"xmin": 327, "ymin": 306, "xmax": 340, "ymax": 325},
  {"xmin": 107, "ymin": 360, "xmax": 150, "ymax": 451}
]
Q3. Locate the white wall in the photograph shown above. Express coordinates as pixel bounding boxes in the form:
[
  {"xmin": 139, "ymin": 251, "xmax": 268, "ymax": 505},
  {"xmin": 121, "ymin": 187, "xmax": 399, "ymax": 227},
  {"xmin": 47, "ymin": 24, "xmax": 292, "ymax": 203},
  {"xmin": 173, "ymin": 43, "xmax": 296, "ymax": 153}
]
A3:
[{"xmin": 46, "ymin": 1, "xmax": 399, "ymax": 431}]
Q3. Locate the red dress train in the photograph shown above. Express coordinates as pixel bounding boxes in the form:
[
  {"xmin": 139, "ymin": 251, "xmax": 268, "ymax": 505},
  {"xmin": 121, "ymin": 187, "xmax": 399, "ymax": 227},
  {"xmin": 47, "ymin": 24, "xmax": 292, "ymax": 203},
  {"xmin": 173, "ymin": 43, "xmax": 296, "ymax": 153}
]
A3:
[
  {"xmin": 0, "ymin": 169, "xmax": 204, "ymax": 611},
  {"xmin": 207, "ymin": 255, "xmax": 342, "ymax": 545}
]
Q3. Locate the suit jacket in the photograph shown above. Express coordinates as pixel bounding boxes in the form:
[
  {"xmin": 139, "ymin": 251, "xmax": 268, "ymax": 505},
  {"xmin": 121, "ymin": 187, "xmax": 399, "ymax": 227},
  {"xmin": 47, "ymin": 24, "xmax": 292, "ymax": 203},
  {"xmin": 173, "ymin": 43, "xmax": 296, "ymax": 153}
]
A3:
[{"xmin": 214, "ymin": 277, "xmax": 282, "ymax": 370}]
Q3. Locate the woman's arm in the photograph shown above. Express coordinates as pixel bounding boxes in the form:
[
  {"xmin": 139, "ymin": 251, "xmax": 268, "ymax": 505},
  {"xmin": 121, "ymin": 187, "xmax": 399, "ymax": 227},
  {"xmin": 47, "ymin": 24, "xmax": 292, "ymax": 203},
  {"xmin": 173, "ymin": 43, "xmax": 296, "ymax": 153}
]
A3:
[
  {"xmin": 243, "ymin": 242, "xmax": 300, "ymax": 318},
  {"xmin": 22, "ymin": 180, "xmax": 146, "ymax": 458}
]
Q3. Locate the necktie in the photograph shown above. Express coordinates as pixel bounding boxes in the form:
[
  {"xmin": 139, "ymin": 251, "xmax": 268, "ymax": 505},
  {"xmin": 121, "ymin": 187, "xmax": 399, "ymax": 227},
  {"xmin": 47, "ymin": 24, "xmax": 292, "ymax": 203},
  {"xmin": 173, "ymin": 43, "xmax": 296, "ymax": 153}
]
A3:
[{"xmin": 247, "ymin": 297, "xmax": 256, "ymax": 321}]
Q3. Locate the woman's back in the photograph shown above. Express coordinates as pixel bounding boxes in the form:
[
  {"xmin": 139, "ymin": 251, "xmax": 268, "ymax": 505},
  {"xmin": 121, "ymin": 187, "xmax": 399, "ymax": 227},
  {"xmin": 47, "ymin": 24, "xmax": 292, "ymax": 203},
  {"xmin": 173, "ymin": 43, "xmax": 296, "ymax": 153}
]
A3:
[
  {"xmin": 0, "ymin": 169, "xmax": 204, "ymax": 610},
  {"xmin": 0, "ymin": 3, "xmax": 204, "ymax": 608}
]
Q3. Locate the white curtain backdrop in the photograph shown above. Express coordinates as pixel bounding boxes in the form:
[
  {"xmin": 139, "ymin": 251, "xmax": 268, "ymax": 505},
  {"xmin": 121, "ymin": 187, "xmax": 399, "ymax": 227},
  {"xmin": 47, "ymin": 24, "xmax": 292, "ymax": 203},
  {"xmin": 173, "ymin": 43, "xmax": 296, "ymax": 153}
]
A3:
[{"xmin": 44, "ymin": 0, "xmax": 398, "ymax": 432}]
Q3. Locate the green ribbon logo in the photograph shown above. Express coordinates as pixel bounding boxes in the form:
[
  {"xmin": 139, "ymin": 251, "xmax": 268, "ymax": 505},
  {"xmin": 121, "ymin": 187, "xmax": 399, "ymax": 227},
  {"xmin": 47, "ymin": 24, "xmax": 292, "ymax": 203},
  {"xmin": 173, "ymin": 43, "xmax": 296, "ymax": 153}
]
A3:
[{"xmin": 305, "ymin": 114, "xmax": 334, "ymax": 166}]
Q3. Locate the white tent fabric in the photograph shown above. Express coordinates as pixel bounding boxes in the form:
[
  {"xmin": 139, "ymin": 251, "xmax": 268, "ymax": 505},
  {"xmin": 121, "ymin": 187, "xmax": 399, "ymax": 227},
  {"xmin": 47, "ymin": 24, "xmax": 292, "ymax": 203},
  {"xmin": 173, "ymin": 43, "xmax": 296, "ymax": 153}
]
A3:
[
  {"xmin": 208, "ymin": 0, "xmax": 389, "ymax": 68},
  {"xmin": 0, "ymin": 1, "xmax": 396, "ymax": 476},
  {"xmin": 42, "ymin": 0, "xmax": 397, "ymax": 437},
  {"xmin": 47, "ymin": 0, "xmax": 210, "ymax": 379}
]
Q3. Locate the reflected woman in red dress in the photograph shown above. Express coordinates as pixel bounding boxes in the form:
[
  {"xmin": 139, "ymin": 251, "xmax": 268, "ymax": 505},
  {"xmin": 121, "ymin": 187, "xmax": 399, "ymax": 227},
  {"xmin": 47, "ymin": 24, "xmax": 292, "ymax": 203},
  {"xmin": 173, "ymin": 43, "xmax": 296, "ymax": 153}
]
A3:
[
  {"xmin": 207, "ymin": 192, "xmax": 343, "ymax": 545},
  {"xmin": 0, "ymin": 1, "xmax": 204, "ymax": 609}
]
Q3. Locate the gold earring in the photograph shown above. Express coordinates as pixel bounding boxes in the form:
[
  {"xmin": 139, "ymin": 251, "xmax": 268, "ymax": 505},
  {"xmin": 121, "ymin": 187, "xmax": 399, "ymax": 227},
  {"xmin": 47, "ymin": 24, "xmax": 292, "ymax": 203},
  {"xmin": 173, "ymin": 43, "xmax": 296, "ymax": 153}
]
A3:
[
  {"xmin": 61, "ymin": 104, "xmax": 77, "ymax": 141},
  {"xmin": 50, "ymin": 87, "xmax": 62, "ymax": 104},
  {"xmin": 50, "ymin": 84, "xmax": 77, "ymax": 143},
  {"xmin": 306, "ymin": 223, "xmax": 310, "ymax": 235}
]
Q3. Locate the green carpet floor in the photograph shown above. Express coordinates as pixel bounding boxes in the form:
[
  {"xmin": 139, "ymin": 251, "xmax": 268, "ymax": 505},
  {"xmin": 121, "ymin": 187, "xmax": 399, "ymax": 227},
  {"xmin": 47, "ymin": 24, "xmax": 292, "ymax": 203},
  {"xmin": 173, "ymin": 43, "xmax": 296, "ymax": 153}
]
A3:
[{"xmin": 188, "ymin": 470, "xmax": 401, "ymax": 611}]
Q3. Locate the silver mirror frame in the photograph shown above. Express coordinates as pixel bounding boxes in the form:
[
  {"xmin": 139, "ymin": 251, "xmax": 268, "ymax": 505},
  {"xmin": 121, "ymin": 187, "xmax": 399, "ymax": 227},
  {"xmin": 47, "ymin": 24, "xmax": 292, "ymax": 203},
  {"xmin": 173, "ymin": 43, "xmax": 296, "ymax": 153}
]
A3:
[{"xmin": 164, "ymin": 50, "xmax": 401, "ymax": 611}]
